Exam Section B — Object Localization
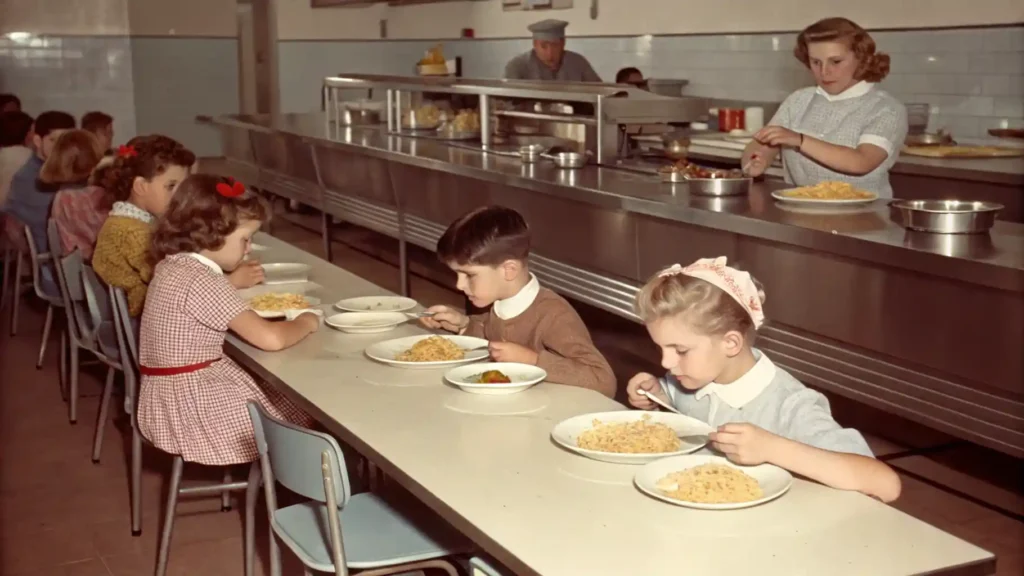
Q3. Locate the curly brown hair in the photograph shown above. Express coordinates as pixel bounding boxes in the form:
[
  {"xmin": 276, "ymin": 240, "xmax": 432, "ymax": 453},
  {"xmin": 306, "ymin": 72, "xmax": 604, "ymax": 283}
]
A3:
[
  {"xmin": 794, "ymin": 18, "xmax": 891, "ymax": 83},
  {"xmin": 150, "ymin": 173, "xmax": 268, "ymax": 263},
  {"xmin": 99, "ymin": 134, "xmax": 196, "ymax": 202}
]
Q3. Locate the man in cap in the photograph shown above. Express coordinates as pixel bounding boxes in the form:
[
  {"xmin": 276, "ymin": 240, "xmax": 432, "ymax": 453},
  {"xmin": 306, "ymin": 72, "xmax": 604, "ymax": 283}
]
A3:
[{"xmin": 504, "ymin": 19, "xmax": 601, "ymax": 82}]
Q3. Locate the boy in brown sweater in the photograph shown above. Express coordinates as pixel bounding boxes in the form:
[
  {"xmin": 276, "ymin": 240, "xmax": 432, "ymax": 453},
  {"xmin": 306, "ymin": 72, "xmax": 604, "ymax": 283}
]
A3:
[{"xmin": 423, "ymin": 205, "xmax": 616, "ymax": 397}]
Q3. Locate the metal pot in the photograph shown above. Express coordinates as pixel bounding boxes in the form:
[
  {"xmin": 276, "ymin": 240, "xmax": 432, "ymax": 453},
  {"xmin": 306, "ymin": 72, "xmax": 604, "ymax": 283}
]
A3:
[
  {"xmin": 543, "ymin": 151, "xmax": 588, "ymax": 169},
  {"xmin": 336, "ymin": 108, "xmax": 381, "ymax": 126},
  {"xmin": 889, "ymin": 199, "xmax": 1002, "ymax": 234}
]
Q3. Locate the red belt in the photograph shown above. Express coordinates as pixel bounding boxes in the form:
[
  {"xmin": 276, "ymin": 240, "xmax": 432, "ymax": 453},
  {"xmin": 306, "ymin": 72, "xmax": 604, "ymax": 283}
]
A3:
[{"xmin": 140, "ymin": 358, "xmax": 221, "ymax": 376}]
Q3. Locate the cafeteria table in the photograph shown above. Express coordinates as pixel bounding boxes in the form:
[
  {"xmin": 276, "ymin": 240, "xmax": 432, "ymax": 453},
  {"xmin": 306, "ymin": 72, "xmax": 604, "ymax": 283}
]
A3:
[{"xmin": 227, "ymin": 233, "xmax": 996, "ymax": 576}]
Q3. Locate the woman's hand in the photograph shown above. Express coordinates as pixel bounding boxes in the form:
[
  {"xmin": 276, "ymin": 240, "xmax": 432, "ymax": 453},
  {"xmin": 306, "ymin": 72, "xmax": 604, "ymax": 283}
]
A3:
[
  {"xmin": 228, "ymin": 260, "xmax": 265, "ymax": 289},
  {"xmin": 626, "ymin": 372, "xmax": 668, "ymax": 410},
  {"xmin": 754, "ymin": 126, "xmax": 803, "ymax": 149},
  {"xmin": 742, "ymin": 152, "xmax": 768, "ymax": 177},
  {"xmin": 420, "ymin": 305, "xmax": 469, "ymax": 333}
]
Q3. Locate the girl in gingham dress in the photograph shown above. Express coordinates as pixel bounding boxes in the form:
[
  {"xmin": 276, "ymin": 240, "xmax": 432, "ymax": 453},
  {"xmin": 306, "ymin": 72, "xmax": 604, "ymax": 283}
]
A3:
[{"xmin": 138, "ymin": 174, "xmax": 319, "ymax": 465}]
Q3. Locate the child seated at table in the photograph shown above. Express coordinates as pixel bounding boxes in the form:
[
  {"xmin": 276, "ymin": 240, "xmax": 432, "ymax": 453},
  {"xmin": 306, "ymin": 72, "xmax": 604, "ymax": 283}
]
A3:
[
  {"xmin": 625, "ymin": 257, "xmax": 901, "ymax": 502},
  {"xmin": 138, "ymin": 173, "xmax": 318, "ymax": 465},
  {"xmin": 46, "ymin": 129, "xmax": 110, "ymax": 259},
  {"xmin": 422, "ymin": 205, "xmax": 616, "ymax": 397},
  {"xmin": 92, "ymin": 135, "xmax": 262, "ymax": 316}
]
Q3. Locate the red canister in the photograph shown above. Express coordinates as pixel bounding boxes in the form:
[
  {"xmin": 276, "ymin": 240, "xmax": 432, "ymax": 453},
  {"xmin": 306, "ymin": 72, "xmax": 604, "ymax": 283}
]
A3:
[{"xmin": 718, "ymin": 108, "xmax": 746, "ymax": 132}]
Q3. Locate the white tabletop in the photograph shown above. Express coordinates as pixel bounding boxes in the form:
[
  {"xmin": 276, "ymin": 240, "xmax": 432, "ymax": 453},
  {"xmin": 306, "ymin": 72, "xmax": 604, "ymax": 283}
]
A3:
[{"xmin": 229, "ymin": 233, "xmax": 995, "ymax": 576}]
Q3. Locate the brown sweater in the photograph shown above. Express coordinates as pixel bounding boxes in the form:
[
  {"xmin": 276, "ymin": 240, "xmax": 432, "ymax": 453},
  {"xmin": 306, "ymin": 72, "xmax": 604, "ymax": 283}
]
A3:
[{"xmin": 464, "ymin": 288, "xmax": 616, "ymax": 398}]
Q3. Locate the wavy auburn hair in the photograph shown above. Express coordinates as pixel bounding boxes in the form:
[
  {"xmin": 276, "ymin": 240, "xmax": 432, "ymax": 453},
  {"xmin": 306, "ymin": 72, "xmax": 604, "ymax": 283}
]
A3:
[
  {"xmin": 795, "ymin": 18, "xmax": 891, "ymax": 83},
  {"xmin": 99, "ymin": 134, "xmax": 195, "ymax": 202},
  {"xmin": 150, "ymin": 173, "xmax": 268, "ymax": 263}
]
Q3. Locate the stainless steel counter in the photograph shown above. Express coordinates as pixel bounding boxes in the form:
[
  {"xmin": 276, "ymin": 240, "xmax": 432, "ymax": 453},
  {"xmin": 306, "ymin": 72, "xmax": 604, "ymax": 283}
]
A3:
[{"xmin": 201, "ymin": 111, "xmax": 1024, "ymax": 458}]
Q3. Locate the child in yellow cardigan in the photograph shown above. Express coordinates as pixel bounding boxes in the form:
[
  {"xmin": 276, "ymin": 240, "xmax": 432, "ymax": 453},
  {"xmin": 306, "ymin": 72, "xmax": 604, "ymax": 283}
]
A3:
[{"xmin": 92, "ymin": 135, "xmax": 266, "ymax": 316}]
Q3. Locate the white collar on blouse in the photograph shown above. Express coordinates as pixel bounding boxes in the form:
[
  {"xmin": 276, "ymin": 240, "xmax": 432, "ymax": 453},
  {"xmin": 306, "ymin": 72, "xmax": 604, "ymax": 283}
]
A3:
[
  {"xmin": 110, "ymin": 201, "xmax": 154, "ymax": 224},
  {"xmin": 695, "ymin": 349, "xmax": 776, "ymax": 408},
  {"xmin": 493, "ymin": 273, "xmax": 540, "ymax": 320},
  {"xmin": 185, "ymin": 252, "xmax": 224, "ymax": 275},
  {"xmin": 815, "ymin": 80, "xmax": 873, "ymax": 102}
]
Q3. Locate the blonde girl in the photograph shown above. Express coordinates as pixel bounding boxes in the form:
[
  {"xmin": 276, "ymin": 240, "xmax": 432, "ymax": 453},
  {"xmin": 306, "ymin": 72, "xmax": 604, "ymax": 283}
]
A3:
[{"xmin": 626, "ymin": 257, "xmax": 901, "ymax": 502}]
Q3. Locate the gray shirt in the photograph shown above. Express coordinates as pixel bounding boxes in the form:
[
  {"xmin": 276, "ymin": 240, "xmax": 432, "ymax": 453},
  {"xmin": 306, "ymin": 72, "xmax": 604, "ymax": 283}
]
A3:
[
  {"xmin": 770, "ymin": 81, "xmax": 908, "ymax": 198},
  {"xmin": 503, "ymin": 50, "xmax": 602, "ymax": 83},
  {"xmin": 659, "ymin": 350, "xmax": 873, "ymax": 458}
]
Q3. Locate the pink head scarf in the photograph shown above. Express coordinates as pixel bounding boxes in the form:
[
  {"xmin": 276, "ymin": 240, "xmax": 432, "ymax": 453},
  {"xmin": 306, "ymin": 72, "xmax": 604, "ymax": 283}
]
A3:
[{"xmin": 658, "ymin": 256, "xmax": 765, "ymax": 329}]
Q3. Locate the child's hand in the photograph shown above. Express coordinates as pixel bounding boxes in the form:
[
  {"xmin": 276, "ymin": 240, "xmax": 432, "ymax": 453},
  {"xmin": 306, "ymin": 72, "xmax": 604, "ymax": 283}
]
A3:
[
  {"xmin": 488, "ymin": 341, "xmax": 538, "ymax": 365},
  {"xmin": 710, "ymin": 423, "xmax": 779, "ymax": 466},
  {"xmin": 228, "ymin": 260, "xmax": 265, "ymax": 289},
  {"xmin": 420, "ymin": 305, "xmax": 469, "ymax": 333},
  {"xmin": 626, "ymin": 372, "xmax": 667, "ymax": 410}
]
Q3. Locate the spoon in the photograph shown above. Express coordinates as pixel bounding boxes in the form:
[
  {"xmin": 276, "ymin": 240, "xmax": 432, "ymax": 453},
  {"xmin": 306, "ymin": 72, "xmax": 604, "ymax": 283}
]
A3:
[
  {"xmin": 638, "ymin": 388, "xmax": 682, "ymax": 415},
  {"xmin": 405, "ymin": 311, "xmax": 436, "ymax": 319}
]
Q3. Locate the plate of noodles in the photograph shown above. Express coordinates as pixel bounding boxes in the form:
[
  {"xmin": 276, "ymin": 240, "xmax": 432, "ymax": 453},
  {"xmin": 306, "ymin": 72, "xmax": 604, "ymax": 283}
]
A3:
[
  {"xmin": 635, "ymin": 454, "xmax": 793, "ymax": 510},
  {"xmin": 248, "ymin": 293, "xmax": 321, "ymax": 319},
  {"xmin": 551, "ymin": 411, "xmax": 713, "ymax": 465},
  {"xmin": 335, "ymin": 296, "xmax": 418, "ymax": 313},
  {"xmin": 771, "ymin": 181, "xmax": 878, "ymax": 206},
  {"xmin": 365, "ymin": 334, "xmax": 489, "ymax": 369},
  {"xmin": 444, "ymin": 362, "xmax": 547, "ymax": 395}
]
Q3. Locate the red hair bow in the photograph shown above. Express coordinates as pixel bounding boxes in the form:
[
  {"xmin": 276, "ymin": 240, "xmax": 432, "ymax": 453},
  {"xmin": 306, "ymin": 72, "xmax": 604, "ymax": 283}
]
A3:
[
  {"xmin": 216, "ymin": 178, "xmax": 246, "ymax": 198},
  {"xmin": 117, "ymin": 145, "xmax": 137, "ymax": 158}
]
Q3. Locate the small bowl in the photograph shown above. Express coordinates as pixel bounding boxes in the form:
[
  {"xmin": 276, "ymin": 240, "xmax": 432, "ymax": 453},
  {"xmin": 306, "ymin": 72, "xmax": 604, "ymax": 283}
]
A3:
[
  {"xmin": 519, "ymin": 144, "xmax": 547, "ymax": 164},
  {"xmin": 546, "ymin": 151, "xmax": 588, "ymax": 169},
  {"xmin": 325, "ymin": 312, "xmax": 408, "ymax": 334}
]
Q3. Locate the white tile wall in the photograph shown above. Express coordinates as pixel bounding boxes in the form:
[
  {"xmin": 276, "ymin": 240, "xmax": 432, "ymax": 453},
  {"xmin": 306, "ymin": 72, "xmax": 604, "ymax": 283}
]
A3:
[{"xmin": 280, "ymin": 25, "xmax": 1024, "ymax": 138}]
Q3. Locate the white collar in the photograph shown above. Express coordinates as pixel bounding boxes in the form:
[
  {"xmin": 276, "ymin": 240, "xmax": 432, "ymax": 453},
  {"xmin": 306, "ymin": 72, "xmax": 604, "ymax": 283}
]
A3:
[
  {"xmin": 110, "ymin": 201, "xmax": 154, "ymax": 224},
  {"xmin": 185, "ymin": 252, "xmax": 223, "ymax": 275},
  {"xmin": 492, "ymin": 273, "xmax": 540, "ymax": 320},
  {"xmin": 695, "ymin": 349, "xmax": 776, "ymax": 408},
  {"xmin": 815, "ymin": 80, "xmax": 873, "ymax": 102}
]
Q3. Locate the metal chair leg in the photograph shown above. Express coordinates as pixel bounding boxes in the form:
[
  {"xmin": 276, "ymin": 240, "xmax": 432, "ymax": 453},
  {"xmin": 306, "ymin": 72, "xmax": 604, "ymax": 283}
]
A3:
[
  {"xmin": 68, "ymin": 344, "xmax": 79, "ymax": 424},
  {"xmin": 131, "ymin": 427, "xmax": 143, "ymax": 536},
  {"xmin": 11, "ymin": 252, "xmax": 22, "ymax": 336},
  {"xmin": 155, "ymin": 456, "xmax": 184, "ymax": 576},
  {"xmin": 1, "ymin": 247, "xmax": 10, "ymax": 312},
  {"xmin": 36, "ymin": 304, "xmax": 53, "ymax": 368},
  {"xmin": 221, "ymin": 468, "xmax": 232, "ymax": 511},
  {"xmin": 244, "ymin": 461, "xmax": 261, "ymax": 576},
  {"xmin": 91, "ymin": 367, "xmax": 116, "ymax": 463}
]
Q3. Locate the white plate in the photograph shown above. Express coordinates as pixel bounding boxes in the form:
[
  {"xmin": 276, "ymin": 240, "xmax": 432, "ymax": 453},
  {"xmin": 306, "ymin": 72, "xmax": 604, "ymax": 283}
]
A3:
[
  {"xmin": 325, "ymin": 312, "xmax": 408, "ymax": 334},
  {"xmin": 261, "ymin": 263, "xmax": 312, "ymax": 285},
  {"xmin": 249, "ymin": 295, "xmax": 321, "ymax": 319},
  {"xmin": 444, "ymin": 362, "xmax": 547, "ymax": 395},
  {"xmin": 335, "ymin": 296, "xmax": 417, "ymax": 313},
  {"xmin": 551, "ymin": 410, "xmax": 713, "ymax": 465},
  {"xmin": 365, "ymin": 334, "xmax": 489, "ymax": 369},
  {"xmin": 635, "ymin": 454, "xmax": 793, "ymax": 510},
  {"xmin": 771, "ymin": 189, "xmax": 878, "ymax": 206}
]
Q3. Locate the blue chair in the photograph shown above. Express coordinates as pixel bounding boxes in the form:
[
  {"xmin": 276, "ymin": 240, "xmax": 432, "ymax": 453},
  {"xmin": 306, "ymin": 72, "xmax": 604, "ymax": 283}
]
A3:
[{"xmin": 247, "ymin": 401, "xmax": 469, "ymax": 576}]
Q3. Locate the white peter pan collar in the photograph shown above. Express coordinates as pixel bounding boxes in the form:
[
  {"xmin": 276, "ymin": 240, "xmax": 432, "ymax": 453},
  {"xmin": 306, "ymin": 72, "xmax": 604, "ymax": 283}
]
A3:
[
  {"xmin": 185, "ymin": 252, "xmax": 224, "ymax": 275},
  {"xmin": 695, "ymin": 349, "xmax": 776, "ymax": 408},
  {"xmin": 493, "ymin": 273, "xmax": 540, "ymax": 320},
  {"xmin": 815, "ymin": 80, "xmax": 873, "ymax": 102}
]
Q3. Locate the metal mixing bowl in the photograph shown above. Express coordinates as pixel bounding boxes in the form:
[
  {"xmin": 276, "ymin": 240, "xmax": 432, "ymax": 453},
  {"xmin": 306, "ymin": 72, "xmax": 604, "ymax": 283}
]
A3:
[{"xmin": 889, "ymin": 199, "xmax": 1002, "ymax": 234}]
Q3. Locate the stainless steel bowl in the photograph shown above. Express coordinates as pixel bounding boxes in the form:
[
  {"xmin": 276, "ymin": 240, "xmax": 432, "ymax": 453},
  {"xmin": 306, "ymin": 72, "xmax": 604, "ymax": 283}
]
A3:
[
  {"xmin": 336, "ymin": 108, "xmax": 381, "ymax": 126},
  {"xmin": 661, "ymin": 133, "xmax": 691, "ymax": 160},
  {"xmin": 687, "ymin": 177, "xmax": 751, "ymax": 196},
  {"xmin": 889, "ymin": 199, "xmax": 1002, "ymax": 234},
  {"xmin": 544, "ymin": 151, "xmax": 588, "ymax": 169},
  {"xmin": 905, "ymin": 132, "xmax": 955, "ymax": 146},
  {"xmin": 519, "ymin": 144, "xmax": 548, "ymax": 164}
]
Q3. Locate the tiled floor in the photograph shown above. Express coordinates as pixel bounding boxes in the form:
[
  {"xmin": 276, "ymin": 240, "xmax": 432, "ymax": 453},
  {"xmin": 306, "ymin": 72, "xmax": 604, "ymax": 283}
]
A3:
[{"xmin": 0, "ymin": 217, "xmax": 1021, "ymax": 576}]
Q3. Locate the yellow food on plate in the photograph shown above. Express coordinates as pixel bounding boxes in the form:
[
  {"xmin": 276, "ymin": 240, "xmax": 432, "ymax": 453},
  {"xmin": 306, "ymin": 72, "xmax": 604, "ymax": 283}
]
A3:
[
  {"xmin": 451, "ymin": 109, "xmax": 481, "ymax": 133},
  {"xmin": 782, "ymin": 181, "xmax": 876, "ymax": 200},
  {"xmin": 396, "ymin": 335, "xmax": 465, "ymax": 362},
  {"xmin": 576, "ymin": 415, "xmax": 681, "ymax": 454},
  {"xmin": 656, "ymin": 463, "xmax": 764, "ymax": 504},
  {"xmin": 249, "ymin": 293, "xmax": 309, "ymax": 312}
]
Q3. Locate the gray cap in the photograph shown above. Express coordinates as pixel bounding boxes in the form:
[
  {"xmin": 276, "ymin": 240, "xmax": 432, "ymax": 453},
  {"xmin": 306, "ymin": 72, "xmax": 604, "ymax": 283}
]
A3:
[{"xmin": 528, "ymin": 19, "xmax": 569, "ymax": 41}]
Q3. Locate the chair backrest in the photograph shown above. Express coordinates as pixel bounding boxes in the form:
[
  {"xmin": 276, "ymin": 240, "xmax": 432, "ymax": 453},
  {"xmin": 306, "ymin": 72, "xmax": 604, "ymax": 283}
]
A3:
[
  {"xmin": 49, "ymin": 221, "xmax": 82, "ymax": 343},
  {"xmin": 110, "ymin": 285, "xmax": 141, "ymax": 426},
  {"xmin": 80, "ymin": 264, "xmax": 119, "ymax": 360},
  {"xmin": 470, "ymin": 557, "xmax": 509, "ymax": 576},
  {"xmin": 23, "ymin": 225, "xmax": 55, "ymax": 302},
  {"xmin": 246, "ymin": 402, "xmax": 351, "ymax": 507},
  {"xmin": 59, "ymin": 250, "xmax": 93, "ymax": 345}
]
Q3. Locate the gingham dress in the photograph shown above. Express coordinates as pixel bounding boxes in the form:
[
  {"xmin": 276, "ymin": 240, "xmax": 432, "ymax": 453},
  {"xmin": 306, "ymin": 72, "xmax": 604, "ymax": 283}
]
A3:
[{"xmin": 138, "ymin": 253, "xmax": 312, "ymax": 465}]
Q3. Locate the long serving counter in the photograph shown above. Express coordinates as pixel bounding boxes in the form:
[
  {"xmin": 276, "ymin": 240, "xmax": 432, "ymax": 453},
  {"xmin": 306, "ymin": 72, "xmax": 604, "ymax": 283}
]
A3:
[
  {"xmin": 227, "ymin": 232, "xmax": 996, "ymax": 576},
  {"xmin": 199, "ymin": 110, "xmax": 1024, "ymax": 460}
]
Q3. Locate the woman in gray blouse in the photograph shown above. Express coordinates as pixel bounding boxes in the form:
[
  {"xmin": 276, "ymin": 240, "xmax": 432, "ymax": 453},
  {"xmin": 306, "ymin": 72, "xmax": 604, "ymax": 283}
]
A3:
[{"xmin": 742, "ymin": 18, "xmax": 908, "ymax": 197}]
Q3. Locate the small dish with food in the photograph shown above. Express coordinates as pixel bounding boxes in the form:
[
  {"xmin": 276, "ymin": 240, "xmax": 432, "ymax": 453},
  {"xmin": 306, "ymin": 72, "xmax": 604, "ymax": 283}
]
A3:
[
  {"xmin": 550, "ymin": 410, "xmax": 713, "ymax": 464},
  {"xmin": 248, "ymin": 293, "xmax": 321, "ymax": 319},
  {"xmin": 335, "ymin": 296, "xmax": 417, "ymax": 313},
  {"xmin": 365, "ymin": 334, "xmax": 489, "ymax": 369},
  {"xmin": 444, "ymin": 362, "xmax": 547, "ymax": 395},
  {"xmin": 634, "ymin": 454, "xmax": 793, "ymax": 510},
  {"xmin": 325, "ymin": 312, "xmax": 409, "ymax": 334},
  {"xmin": 658, "ymin": 161, "xmax": 751, "ymax": 196}
]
